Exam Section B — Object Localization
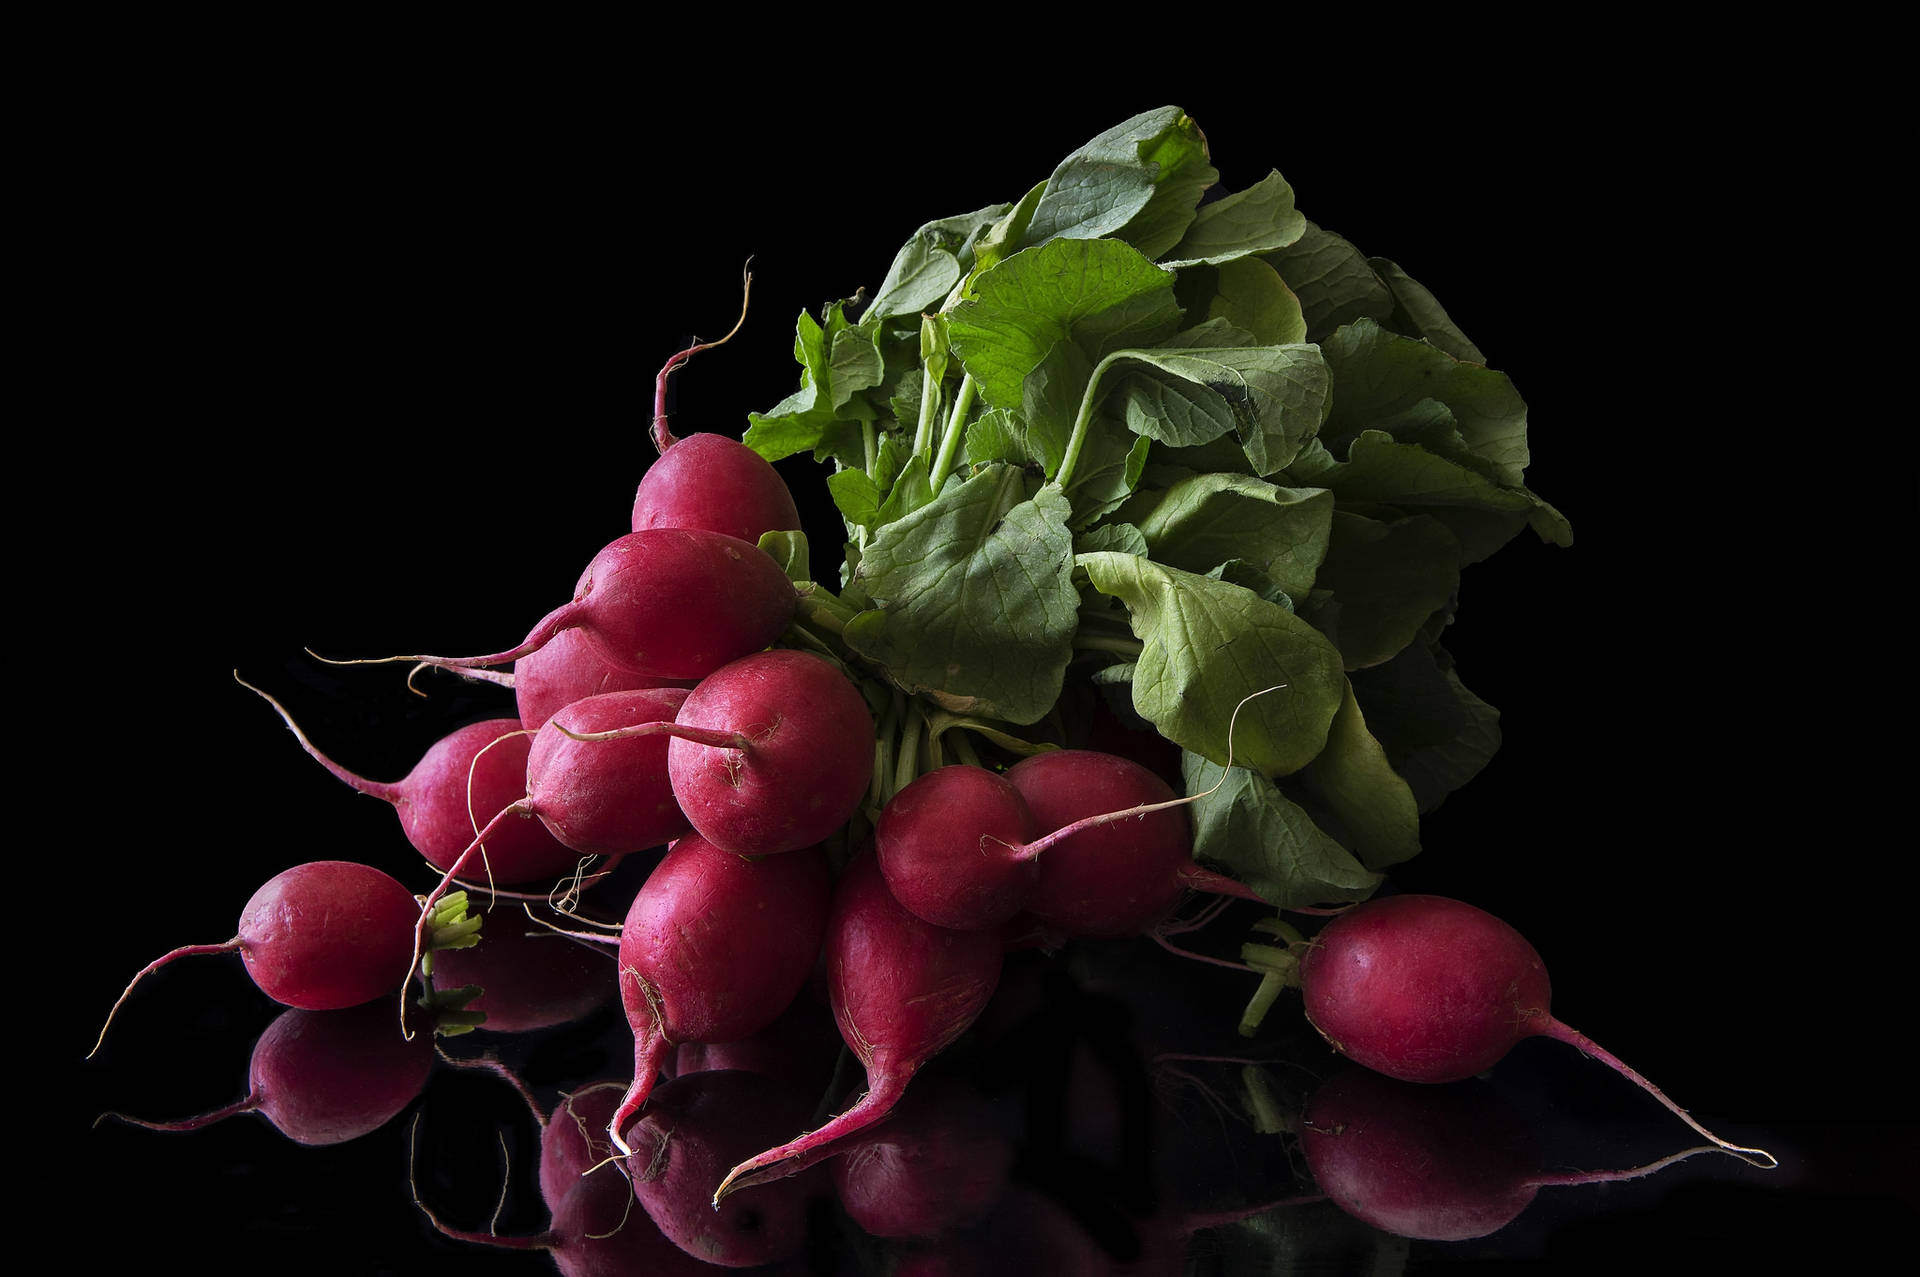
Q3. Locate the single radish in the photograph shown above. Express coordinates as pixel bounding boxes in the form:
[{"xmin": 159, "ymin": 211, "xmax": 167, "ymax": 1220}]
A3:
[
  {"xmin": 634, "ymin": 432, "xmax": 802, "ymax": 548},
  {"xmin": 713, "ymin": 850, "xmax": 1004, "ymax": 1202},
  {"xmin": 356, "ymin": 527, "xmax": 799, "ymax": 682},
  {"xmin": 90, "ymin": 860, "xmax": 424, "ymax": 1057},
  {"xmin": 97, "ymin": 1001, "xmax": 433, "ymax": 1145},
  {"xmin": 634, "ymin": 276, "xmax": 803, "ymax": 548},
  {"xmin": 513, "ymin": 626, "xmax": 696, "ymax": 730},
  {"xmin": 1007, "ymin": 749, "xmax": 1262, "ymax": 938},
  {"xmin": 240, "ymin": 677, "xmax": 578, "ymax": 885},
  {"xmin": 876, "ymin": 753, "xmax": 1261, "ymax": 934},
  {"xmin": 645, "ymin": 648, "xmax": 875, "ymax": 857},
  {"xmin": 605, "ymin": 835, "xmax": 832, "ymax": 1155},
  {"xmin": 1297, "ymin": 894, "xmax": 1776, "ymax": 1167},
  {"xmin": 876, "ymin": 766, "xmax": 1040, "ymax": 931}
]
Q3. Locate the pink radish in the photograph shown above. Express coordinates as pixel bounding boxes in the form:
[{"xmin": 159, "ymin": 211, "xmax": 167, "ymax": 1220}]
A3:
[
  {"xmin": 361, "ymin": 527, "xmax": 798, "ymax": 681},
  {"xmin": 90, "ymin": 860, "xmax": 423, "ymax": 1056},
  {"xmin": 1007, "ymin": 749, "xmax": 1261, "ymax": 938},
  {"xmin": 634, "ymin": 432, "xmax": 802, "ymax": 548},
  {"xmin": 875, "ymin": 752, "xmax": 1262, "ymax": 934},
  {"xmin": 647, "ymin": 648, "xmax": 876, "ymax": 857},
  {"xmin": 513, "ymin": 626, "xmax": 696, "ymax": 730},
  {"xmin": 634, "ymin": 277, "xmax": 803, "ymax": 548},
  {"xmin": 712, "ymin": 850, "xmax": 1004, "ymax": 1202},
  {"xmin": 605, "ymin": 834, "xmax": 832, "ymax": 1154},
  {"xmin": 97, "ymin": 1001, "xmax": 433, "ymax": 1145},
  {"xmin": 1297, "ymin": 894, "xmax": 1775, "ymax": 1166},
  {"xmin": 240, "ymin": 677, "xmax": 578, "ymax": 885}
]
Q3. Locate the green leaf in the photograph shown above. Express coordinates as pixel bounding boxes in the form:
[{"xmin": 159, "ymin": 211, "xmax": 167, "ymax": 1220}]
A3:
[
  {"xmin": 1183, "ymin": 753, "xmax": 1384, "ymax": 909},
  {"xmin": 1204, "ymin": 257, "xmax": 1308, "ymax": 346},
  {"xmin": 1130, "ymin": 472, "xmax": 1333, "ymax": 600},
  {"xmin": 1300, "ymin": 680, "xmax": 1421, "ymax": 870},
  {"xmin": 1078, "ymin": 552, "xmax": 1346, "ymax": 775},
  {"xmin": 1299, "ymin": 429, "xmax": 1566, "ymax": 562},
  {"xmin": 755, "ymin": 530, "xmax": 811, "ymax": 584},
  {"xmin": 1349, "ymin": 639, "xmax": 1502, "ymax": 814},
  {"xmin": 1308, "ymin": 510, "xmax": 1461, "ymax": 669},
  {"xmin": 1023, "ymin": 106, "xmax": 1216, "ymax": 259},
  {"xmin": 1110, "ymin": 344, "xmax": 1331, "ymax": 476},
  {"xmin": 827, "ymin": 468, "xmax": 883, "ymax": 531},
  {"xmin": 1164, "ymin": 170, "xmax": 1306, "ymax": 266},
  {"xmin": 845, "ymin": 466, "xmax": 1077, "ymax": 724},
  {"xmin": 866, "ymin": 204, "xmax": 1013, "ymax": 321},
  {"xmin": 1320, "ymin": 319, "xmax": 1529, "ymax": 487},
  {"xmin": 948, "ymin": 237, "xmax": 1181, "ymax": 414},
  {"xmin": 1369, "ymin": 257, "xmax": 1486, "ymax": 364},
  {"xmin": 1075, "ymin": 522, "xmax": 1148, "ymax": 556},
  {"xmin": 1262, "ymin": 221, "xmax": 1395, "ymax": 342}
]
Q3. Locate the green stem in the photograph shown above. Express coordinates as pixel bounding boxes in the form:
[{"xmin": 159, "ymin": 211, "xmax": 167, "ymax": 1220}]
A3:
[
  {"xmin": 1072, "ymin": 633, "xmax": 1145, "ymax": 657},
  {"xmin": 1055, "ymin": 350, "xmax": 1125, "ymax": 493},
  {"xmin": 912, "ymin": 367, "xmax": 940, "ymax": 458},
  {"xmin": 872, "ymin": 692, "xmax": 902, "ymax": 810},
  {"xmin": 893, "ymin": 700, "xmax": 926, "ymax": 798},
  {"xmin": 950, "ymin": 729, "xmax": 982, "ymax": 769},
  {"xmin": 862, "ymin": 421, "xmax": 877, "ymax": 474},
  {"xmin": 926, "ymin": 371, "xmax": 977, "ymax": 493}
]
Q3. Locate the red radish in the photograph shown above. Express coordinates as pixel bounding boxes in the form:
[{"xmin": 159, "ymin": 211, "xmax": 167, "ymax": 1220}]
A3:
[
  {"xmin": 877, "ymin": 766, "xmax": 1040, "ymax": 931},
  {"xmin": 661, "ymin": 649, "xmax": 877, "ymax": 856},
  {"xmin": 1297, "ymin": 894, "xmax": 1776, "ymax": 1166},
  {"xmin": 367, "ymin": 527, "xmax": 798, "ymax": 681},
  {"xmin": 514, "ymin": 626, "xmax": 696, "ymax": 730},
  {"xmin": 1007, "ymin": 749, "xmax": 1261, "ymax": 938},
  {"xmin": 240, "ymin": 677, "xmax": 578, "ymax": 884},
  {"xmin": 97, "ymin": 1001, "xmax": 433, "ymax": 1145},
  {"xmin": 521, "ymin": 687, "xmax": 694, "ymax": 855},
  {"xmin": 634, "ymin": 432, "xmax": 802, "ymax": 547},
  {"xmin": 635, "ymin": 280, "xmax": 803, "ymax": 548},
  {"xmin": 874, "ymin": 752, "xmax": 1262, "ymax": 934},
  {"xmin": 90, "ymin": 860, "xmax": 421, "ymax": 1056},
  {"xmin": 713, "ymin": 850, "xmax": 1004, "ymax": 1202},
  {"xmin": 625, "ymin": 1069, "xmax": 830, "ymax": 1268},
  {"xmin": 605, "ymin": 835, "xmax": 832, "ymax": 1154}
]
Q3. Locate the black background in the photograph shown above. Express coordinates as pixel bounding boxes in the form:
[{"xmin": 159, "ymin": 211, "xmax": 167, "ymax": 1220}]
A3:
[{"xmin": 49, "ymin": 47, "xmax": 1905, "ymax": 1273}]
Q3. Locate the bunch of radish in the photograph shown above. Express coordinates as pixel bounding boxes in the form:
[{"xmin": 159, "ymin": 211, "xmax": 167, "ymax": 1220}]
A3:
[{"xmin": 90, "ymin": 297, "xmax": 1773, "ymax": 1273}]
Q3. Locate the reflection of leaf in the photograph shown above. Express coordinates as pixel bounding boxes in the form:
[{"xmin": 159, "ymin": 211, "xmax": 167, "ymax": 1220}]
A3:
[
  {"xmin": 845, "ymin": 467, "xmax": 1076, "ymax": 725},
  {"xmin": 1079, "ymin": 552, "xmax": 1346, "ymax": 776}
]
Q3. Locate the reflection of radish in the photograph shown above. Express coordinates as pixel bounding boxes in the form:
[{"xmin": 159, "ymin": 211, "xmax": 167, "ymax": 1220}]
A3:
[
  {"xmin": 99, "ymin": 1002, "xmax": 432, "ymax": 1145},
  {"xmin": 832, "ymin": 1074, "xmax": 1014, "ymax": 1240},
  {"xmin": 626, "ymin": 1069, "xmax": 829, "ymax": 1268},
  {"xmin": 1298, "ymin": 894, "xmax": 1775, "ymax": 1166},
  {"xmin": 425, "ymin": 917, "xmax": 616, "ymax": 1035},
  {"xmin": 1301, "ymin": 1066, "xmax": 1735, "ymax": 1242}
]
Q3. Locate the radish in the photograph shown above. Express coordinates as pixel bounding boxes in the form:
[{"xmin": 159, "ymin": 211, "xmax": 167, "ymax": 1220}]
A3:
[
  {"xmin": 240, "ymin": 677, "xmax": 579, "ymax": 885},
  {"xmin": 712, "ymin": 850, "xmax": 1004, "ymax": 1202},
  {"xmin": 520, "ymin": 687, "xmax": 694, "ymax": 855},
  {"xmin": 513, "ymin": 626, "xmax": 697, "ymax": 730},
  {"xmin": 831, "ymin": 1073, "xmax": 1015, "ymax": 1240},
  {"xmin": 607, "ymin": 648, "xmax": 877, "ymax": 857},
  {"xmin": 90, "ymin": 860, "xmax": 425, "ymax": 1057},
  {"xmin": 634, "ymin": 432, "xmax": 803, "ymax": 547},
  {"xmin": 875, "ymin": 752, "xmax": 1261, "ymax": 934},
  {"xmin": 1297, "ymin": 893, "xmax": 1776, "ymax": 1166},
  {"xmin": 605, "ymin": 834, "xmax": 832, "ymax": 1154},
  {"xmin": 633, "ymin": 277, "xmax": 803, "ymax": 548},
  {"xmin": 1007, "ymin": 749, "xmax": 1261, "ymax": 938},
  {"xmin": 97, "ymin": 1001, "xmax": 433, "ymax": 1145},
  {"xmin": 366, "ymin": 527, "xmax": 798, "ymax": 681},
  {"xmin": 876, "ymin": 765, "xmax": 1041, "ymax": 931}
]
